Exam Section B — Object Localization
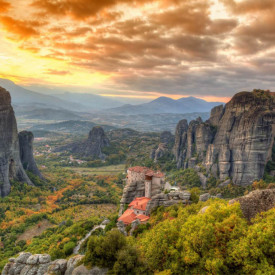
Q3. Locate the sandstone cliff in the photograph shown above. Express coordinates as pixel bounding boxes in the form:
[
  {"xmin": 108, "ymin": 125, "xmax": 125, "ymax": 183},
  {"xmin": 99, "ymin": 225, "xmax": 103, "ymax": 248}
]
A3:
[
  {"xmin": 55, "ymin": 126, "xmax": 110, "ymax": 160},
  {"xmin": 174, "ymin": 90, "xmax": 275, "ymax": 186},
  {"xmin": 19, "ymin": 131, "xmax": 44, "ymax": 180},
  {"xmin": 0, "ymin": 87, "xmax": 33, "ymax": 197}
]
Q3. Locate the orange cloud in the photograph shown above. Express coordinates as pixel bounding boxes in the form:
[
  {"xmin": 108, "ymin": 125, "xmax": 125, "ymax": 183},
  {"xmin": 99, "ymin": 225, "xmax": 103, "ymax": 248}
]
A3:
[
  {"xmin": 0, "ymin": 0, "xmax": 10, "ymax": 13},
  {"xmin": 222, "ymin": 0, "xmax": 275, "ymax": 14},
  {"xmin": 31, "ymin": 0, "xmax": 152, "ymax": 20},
  {"xmin": 45, "ymin": 69, "xmax": 71, "ymax": 75},
  {"xmin": 0, "ymin": 16, "xmax": 41, "ymax": 39}
]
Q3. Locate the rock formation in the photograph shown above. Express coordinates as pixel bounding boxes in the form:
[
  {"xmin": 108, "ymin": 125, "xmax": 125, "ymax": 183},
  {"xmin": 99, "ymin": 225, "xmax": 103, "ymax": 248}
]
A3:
[
  {"xmin": 160, "ymin": 131, "xmax": 174, "ymax": 144},
  {"xmin": 151, "ymin": 131, "xmax": 174, "ymax": 162},
  {"xmin": 81, "ymin": 126, "xmax": 110, "ymax": 159},
  {"xmin": 0, "ymin": 87, "xmax": 33, "ymax": 197},
  {"xmin": 55, "ymin": 126, "xmax": 110, "ymax": 160},
  {"xmin": 18, "ymin": 131, "xmax": 44, "ymax": 180},
  {"xmin": 174, "ymin": 90, "xmax": 275, "ymax": 186},
  {"xmin": 1, "ymin": 253, "xmax": 108, "ymax": 275},
  {"xmin": 151, "ymin": 143, "xmax": 168, "ymax": 162},
  {"xmin": 146, "ymin": 191, "xmax": 191, "ymax": 213},
  {"xmin": 229, "ymin": 188, "xmax": 275, "ymax": 220}
]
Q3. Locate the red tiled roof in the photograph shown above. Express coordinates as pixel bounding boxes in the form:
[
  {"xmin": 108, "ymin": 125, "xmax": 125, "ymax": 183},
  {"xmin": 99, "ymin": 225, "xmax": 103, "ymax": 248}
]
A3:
[
  {"xmin": 129, "ymin": 197, "xmax": 151, "ymax": 210},
  {"xmin": 145, "ymin": 171, "xmax": 154, "ymax": 177},
  {"xmin": 153, "ymin": 171, "xmax": 165, "ymax": 178},
  {"xmin": 136, "ymin": 214, "xmax": 150, "ymax": 222},
  {"xmin": 118, "ymin": 209, "xmax": 136, "ymax": 225}
]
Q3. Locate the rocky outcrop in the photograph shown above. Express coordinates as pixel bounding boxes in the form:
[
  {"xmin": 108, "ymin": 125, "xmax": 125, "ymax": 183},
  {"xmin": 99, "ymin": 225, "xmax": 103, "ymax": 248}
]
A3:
[
  {"xmin": 0, "ymin": 87, "xmax": 33, "ymax": 197},
  {"xmin": 151, "ymin": 143, "xmax": 168, "ymax": 162},
  {"xmin": 81, "ymin": 126, "xmax": 110, "ymax": 159},
  {"xmin": 229, "ymin": 188, "xmax": 275, "ymax": 220},
  {"xmin": 173, "ymin": 119, "xmax": 189, "ymax": 168},
  {"xmin": 2, "ymin": 253, "xmax": 51, "ymax": 275},
  {"xmin": 174, "ymin": 90, "xmax": 275, "ymax": 186},
  {"xmin": 160, "ymin": 131, "xmax": 174, "ymax": 144},
  {"xmin": 18, "ymin": 131, "xmax": 44, "ymax": 180},
  {"xmin": 116, "ymin": 220, "xmax": 127, "ymax": 236},
  {"xmin": 55, "ymin": 126, "xmax": 110, "ymax": 160},
  {"xmin": 1, "ymin": 253, "xmax": 108, "ymax": 275},
  {"xmin": 146, "ymin": 191, "xmax": 191, "ymax": 213},
  {"xmin": 151, "ymin": 131, "xmax": 174, "ymax": 162}
]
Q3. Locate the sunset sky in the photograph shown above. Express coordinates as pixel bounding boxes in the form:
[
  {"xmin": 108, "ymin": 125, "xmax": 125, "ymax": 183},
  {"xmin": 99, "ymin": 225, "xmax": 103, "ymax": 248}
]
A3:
[{"xmin": 0, "ymin": 0, "xmax": 275, "ymax": 102}]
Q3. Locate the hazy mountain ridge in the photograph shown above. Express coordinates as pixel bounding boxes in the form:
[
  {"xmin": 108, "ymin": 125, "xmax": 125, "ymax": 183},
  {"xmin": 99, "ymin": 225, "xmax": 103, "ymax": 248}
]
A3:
[
  {"xmin": 15, "ymin": 107, "xmax": 83, "ymax": 121},
  {"xmin": 106, "ymin": 96, "xmax": 224, "ymax": 114},
  {"xmin": 0, "ymin": 78, "xmax": 84, "ymax": 111},
  {"xmin": 53, "ymin": 92, "xmax": 125, "ymax": 110}
]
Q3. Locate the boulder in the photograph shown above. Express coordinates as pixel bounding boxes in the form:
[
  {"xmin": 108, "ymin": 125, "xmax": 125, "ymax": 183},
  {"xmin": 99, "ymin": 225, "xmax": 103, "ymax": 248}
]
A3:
[
  {"xmin": 199, "ymin": 206, "xmax": 210, "ymax": 214},
  {"xmin": 26, "ymin": 255, "xmax": 39, "ymax": 265},
  {"xmin": 72, "ymin": 265, "xmax": 107, "ymax": 275},
  {"xmin": 47, "ymin": 259, "xmax": 67, "ymax": 274},
  {"xmin": 199, "ymin": 193, "xmax": 211, "ymax": 202},
  {"xmin": 65, "ymin": 255, "xmax": 84, "ymax": 275},
  {"xmin": 229, "ymin": 189, "xmax": 275, "ymax": 220},
  {"xmin": 15, "ymin": 252, "xmax": 32, "ymax": 264}
]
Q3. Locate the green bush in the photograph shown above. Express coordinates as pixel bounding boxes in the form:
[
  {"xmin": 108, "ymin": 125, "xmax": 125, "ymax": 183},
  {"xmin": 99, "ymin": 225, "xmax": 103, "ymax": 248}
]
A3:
[{"xmin": 63, "ymin": 241, "xmax": 76, "ymax": 256}]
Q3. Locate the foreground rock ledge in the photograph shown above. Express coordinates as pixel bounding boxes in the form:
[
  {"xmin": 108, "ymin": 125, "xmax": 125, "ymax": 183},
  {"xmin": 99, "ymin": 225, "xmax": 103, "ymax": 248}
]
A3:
[{"xmin": 1, "ymin": 253, "xmax": 108, "ymax": 275}]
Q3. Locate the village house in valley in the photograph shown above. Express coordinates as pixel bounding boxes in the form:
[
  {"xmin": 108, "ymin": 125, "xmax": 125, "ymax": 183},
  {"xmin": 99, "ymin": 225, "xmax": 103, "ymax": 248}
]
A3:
[{"xmin": 118, "ymin": 166, "xmax": 165, "ymax": 225}]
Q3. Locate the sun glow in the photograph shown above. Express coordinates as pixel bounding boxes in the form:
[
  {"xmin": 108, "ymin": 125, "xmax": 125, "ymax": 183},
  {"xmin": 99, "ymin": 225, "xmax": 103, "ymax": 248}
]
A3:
[{"xmin": 0, "ymin": 0, "xmax": 274, "ymax": 100}]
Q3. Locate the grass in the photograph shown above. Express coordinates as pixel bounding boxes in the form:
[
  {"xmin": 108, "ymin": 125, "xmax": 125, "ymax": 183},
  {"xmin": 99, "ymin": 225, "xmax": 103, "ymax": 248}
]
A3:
[{"xmin": 65, "ymin": 164, "xmax": 126, "ymax": 175}]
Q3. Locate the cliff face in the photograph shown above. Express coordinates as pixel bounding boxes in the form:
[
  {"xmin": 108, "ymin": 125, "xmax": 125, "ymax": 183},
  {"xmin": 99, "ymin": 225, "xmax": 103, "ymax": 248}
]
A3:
[
  {"xmin": 174, "ymin": 90, "xmax": 275, "ymax": 186},
  {"xmin": 0, "ymin": 87, "xmax": 33, "ymax": 197},
  {"xmin": 18, "ymin": 131, "xmax": 44, "ymax": 180},
  {"xmin": 55, "ymin": 126, "xmax": 110, "ymax": 160},
  {"xmin": 82, "ymin": 126, "xmax": 110, "ymax": 159},
  {"xmin": 151, "ymin": 131, "xmax": 174, "ymax": 162}
]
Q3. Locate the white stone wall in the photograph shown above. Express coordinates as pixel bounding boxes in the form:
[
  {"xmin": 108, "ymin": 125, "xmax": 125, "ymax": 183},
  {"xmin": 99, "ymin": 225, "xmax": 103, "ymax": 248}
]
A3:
[{"xmin": 127, "ymin": 170, "xmax": 145, "ymax": 184}]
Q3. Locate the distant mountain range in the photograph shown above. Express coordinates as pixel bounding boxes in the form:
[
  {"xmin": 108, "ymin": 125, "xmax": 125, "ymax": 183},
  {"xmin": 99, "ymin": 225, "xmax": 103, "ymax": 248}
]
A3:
[
  {"xmin": 0, "ymin": 78, "xmax": 83, "ymax": 111},
  {"xmin": 0, "ymin": 78, "xmax": 223, "ymax": 117},
  {"xmin": 53, "ymin": 92, "xmax": 124, "ymax": 110},
  {"xmin": 0, "ymin": 78, "xmax": 124, "ymax": 112},
  {"xmin": 106, "ymin": 96, "xmax": 224, "ymax": 115}
]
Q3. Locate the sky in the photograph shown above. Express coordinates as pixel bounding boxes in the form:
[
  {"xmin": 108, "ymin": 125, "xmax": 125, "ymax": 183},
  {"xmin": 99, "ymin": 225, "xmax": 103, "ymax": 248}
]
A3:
[{"xmin": 0, "ymin": 0, "xmax": 275, "ymax": 102}]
